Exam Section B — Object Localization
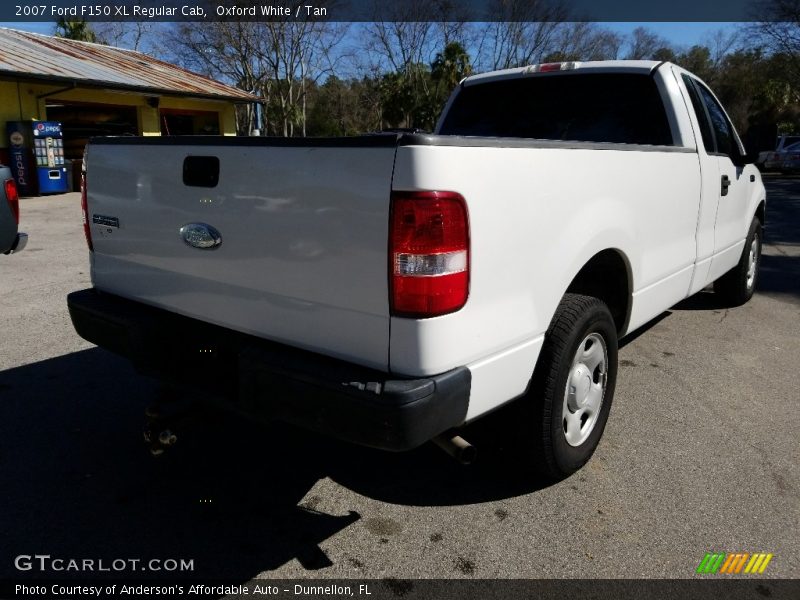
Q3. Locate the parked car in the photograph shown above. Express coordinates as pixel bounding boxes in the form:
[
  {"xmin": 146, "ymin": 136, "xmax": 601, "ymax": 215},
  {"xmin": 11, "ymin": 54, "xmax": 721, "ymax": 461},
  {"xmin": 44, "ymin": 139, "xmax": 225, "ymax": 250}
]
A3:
[
  {"xmin": 761, "ymin": 134, "xmax": 800, "ymax": 170},
  {"xmin": 780, "ymin": 141, "xmax": 800, "ymax": 173},
  {"xmin": 68, "ymin": 61, "xmax": 765, "ymax": 480},
  {"xmin": 1, "ymin": 165, "xmax": 27, "ymax": 255}
]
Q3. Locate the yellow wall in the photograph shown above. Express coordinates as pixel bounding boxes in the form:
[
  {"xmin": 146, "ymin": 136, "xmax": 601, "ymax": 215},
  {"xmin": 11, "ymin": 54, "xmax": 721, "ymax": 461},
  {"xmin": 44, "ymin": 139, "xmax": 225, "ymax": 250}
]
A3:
[
  {"xmin": 158, "ymin": 96, "xmax": 238, "ymax": 136},
  {"xmin": 0, "ymin": 80, "xmax": 43, "ymax": 127},
  {"xmin": 0, "ymin": 79, "xmax": 239, "ymax": 145}
]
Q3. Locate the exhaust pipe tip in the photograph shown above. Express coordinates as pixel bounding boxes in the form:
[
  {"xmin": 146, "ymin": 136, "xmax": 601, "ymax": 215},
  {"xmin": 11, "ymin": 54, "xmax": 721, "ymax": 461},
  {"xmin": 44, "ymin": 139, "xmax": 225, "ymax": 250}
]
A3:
[{"xmin": 433, "ymin": 432, "xmax": 477, "ymax": 465}]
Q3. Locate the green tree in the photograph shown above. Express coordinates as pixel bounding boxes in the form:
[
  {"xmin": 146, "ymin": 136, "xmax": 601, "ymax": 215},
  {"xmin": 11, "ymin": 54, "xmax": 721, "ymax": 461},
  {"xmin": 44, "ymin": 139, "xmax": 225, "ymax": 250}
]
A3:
[
  {"xmin": 676, "ymin": 46, "xmax": 715, "ymax": 83},
  {"xmin": 429, "ymin": 42, "xmax": 472, "ymax": 126},
  {"xmin": 741, "ymin": 53, "xmax": 800, "ymax": 147},
  {"xmin": 379, "ymin": 65, "xmax": 433, "ymax": 129},
  {"xmin": 652, "ymin": 47, "xmax": 677, "ymax": 63},
  {"xmin": 431, "ymin": 42, "xmax": 472, "ymax": 92},
  {"xmin": 54, "ymin": 19, "xmax": 98, "ymax": 43},
  {"xmin": 378, "ymin": 43, "xmax": 473, "ymax": 133}
]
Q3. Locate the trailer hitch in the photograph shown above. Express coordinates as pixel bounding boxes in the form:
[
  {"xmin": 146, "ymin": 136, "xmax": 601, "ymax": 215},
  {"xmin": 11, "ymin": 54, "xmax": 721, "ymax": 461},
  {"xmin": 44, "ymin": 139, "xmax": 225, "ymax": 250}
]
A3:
[{"xmin": 142, "ymin": 389, "xmax": 196, "ymax": 456}]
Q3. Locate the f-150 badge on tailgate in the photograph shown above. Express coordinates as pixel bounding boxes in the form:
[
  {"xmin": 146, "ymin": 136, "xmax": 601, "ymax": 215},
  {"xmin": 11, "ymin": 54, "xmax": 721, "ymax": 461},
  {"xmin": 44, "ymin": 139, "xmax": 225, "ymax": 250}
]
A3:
[{"xmin": 179, "ymin": 223, "xmax": 222, "ymax": 250}]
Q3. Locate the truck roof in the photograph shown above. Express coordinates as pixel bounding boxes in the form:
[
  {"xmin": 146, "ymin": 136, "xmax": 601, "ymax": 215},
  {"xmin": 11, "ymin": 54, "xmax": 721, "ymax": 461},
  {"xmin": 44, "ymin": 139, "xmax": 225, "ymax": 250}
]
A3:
[{"xmin": 462, "ymin": 60, "xmax": 665, "ymax": 87}]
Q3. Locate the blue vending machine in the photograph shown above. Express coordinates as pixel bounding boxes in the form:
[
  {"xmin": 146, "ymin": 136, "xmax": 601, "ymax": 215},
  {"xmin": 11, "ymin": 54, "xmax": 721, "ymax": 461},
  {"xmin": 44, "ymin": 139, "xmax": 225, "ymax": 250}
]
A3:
[
  {"xmin": 31, "ymin": 121, "xmax": 68, "ymax": 194},
  {"xmin": 6, "ymin": 121, "xmax": 69, "ymax": 195}
]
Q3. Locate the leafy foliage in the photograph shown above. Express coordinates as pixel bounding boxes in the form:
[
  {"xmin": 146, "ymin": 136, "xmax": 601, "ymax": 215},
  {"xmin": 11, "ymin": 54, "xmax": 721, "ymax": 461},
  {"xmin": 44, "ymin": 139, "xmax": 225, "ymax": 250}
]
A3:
[{"xmin": 54, "ymin": 19, "xmax": 99, "ymax": 43}]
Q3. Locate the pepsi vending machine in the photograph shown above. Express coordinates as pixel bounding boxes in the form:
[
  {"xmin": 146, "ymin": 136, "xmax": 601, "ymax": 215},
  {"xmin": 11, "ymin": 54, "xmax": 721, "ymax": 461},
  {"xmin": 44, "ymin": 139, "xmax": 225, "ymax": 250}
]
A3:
[{"xmin": 6, "ymin": 121, "xmax": 69, "ymax": 195}]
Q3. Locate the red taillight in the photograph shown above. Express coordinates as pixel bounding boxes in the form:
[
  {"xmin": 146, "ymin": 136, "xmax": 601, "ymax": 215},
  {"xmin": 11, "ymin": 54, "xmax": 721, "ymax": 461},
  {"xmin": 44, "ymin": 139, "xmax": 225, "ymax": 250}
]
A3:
[
  {"xmin": 528, "ymin": 62, "xmax": 578, "ymax": 73},
  {"xmin": 390, "ymin": 190, "xmax": 469, "ymax": 318},
  {"xmin": 537, "ymin": 62, "xmax": 563, "ymax": 72},
  {"xmin": 80, "ymin": 172, "xmax": 93, "ymax": 252},
  {"xmin": 4, "ymin": 179, "xmax": 19, "ymax": 225}
]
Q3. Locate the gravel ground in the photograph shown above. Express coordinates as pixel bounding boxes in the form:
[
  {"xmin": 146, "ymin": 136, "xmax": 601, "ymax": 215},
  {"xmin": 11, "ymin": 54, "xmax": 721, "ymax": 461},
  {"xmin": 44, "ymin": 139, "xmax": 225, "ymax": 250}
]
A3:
[{"xmin": 0, "ymin": 179, "xmax": 797, "ymax": 584}]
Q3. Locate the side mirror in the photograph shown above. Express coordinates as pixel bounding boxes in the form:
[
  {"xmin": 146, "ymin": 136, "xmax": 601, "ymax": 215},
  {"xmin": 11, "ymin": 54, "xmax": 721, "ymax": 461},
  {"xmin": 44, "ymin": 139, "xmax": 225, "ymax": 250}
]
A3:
[{"xmin": 735, "ymin": 145, "xmax": 759, "ymax": 167}]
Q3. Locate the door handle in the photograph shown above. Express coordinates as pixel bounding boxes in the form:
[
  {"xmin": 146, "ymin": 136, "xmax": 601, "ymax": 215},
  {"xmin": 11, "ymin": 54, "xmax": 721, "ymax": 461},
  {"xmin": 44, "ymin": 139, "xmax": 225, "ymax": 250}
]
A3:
[{"xmin": 721, "ymin": 174, "xmax": 731, "ymax": 196}]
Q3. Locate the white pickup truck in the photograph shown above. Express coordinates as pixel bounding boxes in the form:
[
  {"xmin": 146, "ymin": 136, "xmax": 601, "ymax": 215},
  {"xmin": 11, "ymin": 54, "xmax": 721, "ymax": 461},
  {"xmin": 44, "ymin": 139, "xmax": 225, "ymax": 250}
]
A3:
[{"xmin": 68, "ymin": 61, "xmax": 766, "ymax": 479}]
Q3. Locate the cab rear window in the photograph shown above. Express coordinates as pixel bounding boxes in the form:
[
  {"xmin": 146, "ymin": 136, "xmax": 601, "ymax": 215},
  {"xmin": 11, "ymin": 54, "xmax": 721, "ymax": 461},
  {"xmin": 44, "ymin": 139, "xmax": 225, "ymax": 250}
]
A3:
[{"xmin": 439, "ymin": 72, "xmax": 674, "ymax": 146}]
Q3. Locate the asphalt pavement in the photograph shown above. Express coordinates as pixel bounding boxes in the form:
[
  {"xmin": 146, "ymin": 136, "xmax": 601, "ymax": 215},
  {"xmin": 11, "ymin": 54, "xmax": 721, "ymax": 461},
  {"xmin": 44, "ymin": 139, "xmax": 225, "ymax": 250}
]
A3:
[{"xmin": 0, "ymin": 179, "xmax": 797, "ymax": 583}]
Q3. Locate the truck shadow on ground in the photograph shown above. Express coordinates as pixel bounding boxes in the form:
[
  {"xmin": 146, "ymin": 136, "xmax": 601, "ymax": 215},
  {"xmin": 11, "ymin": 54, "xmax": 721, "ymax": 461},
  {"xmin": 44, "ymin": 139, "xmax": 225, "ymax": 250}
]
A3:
[
  {"xmin": 0, "ymin": 348, "xmax": 551, "ymax": 583},
  {"xmin": 0, "ymin": 348, "xmax": 362, "ymax": 581},
  {"xmin": 670, "ymin": 253, "xmax": 799, "ymax": 310}
]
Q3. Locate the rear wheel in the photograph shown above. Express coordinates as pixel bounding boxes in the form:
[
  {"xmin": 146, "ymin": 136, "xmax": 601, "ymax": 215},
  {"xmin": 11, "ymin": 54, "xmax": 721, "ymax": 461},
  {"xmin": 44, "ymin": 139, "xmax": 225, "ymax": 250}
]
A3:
[
  {"xmin": 526, "ymin": 293, "xmax": 618, "ymax": 480},
  {"xmin": 714, "ymin": 216, "xmax": 762, "ymax": 306}
]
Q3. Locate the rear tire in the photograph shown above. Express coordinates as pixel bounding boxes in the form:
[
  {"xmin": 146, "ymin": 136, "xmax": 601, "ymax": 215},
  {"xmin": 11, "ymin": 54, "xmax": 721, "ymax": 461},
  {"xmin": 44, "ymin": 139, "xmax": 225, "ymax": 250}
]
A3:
[
  {"xmin": 713, "ymin": 216, "xmax": 762, "ymax": 307},
  {"xmin": 526, "ymin": 293, "xmax": 618, "ymax": 480}
]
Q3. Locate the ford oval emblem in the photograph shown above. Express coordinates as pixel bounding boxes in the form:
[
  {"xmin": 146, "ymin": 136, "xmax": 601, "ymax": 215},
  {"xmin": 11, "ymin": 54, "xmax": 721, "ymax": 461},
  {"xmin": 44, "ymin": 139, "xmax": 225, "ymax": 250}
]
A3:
[{"xmin": 180, "ymin": 223, "xmax": 222, "ymax": 250}]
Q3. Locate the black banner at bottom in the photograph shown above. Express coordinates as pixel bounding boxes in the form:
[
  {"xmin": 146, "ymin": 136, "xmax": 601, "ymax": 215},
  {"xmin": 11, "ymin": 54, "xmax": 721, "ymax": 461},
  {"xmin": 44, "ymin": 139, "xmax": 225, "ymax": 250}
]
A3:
[{"xmin": 2, "ymin": 579, "xmax": 799, "ymax": 600}]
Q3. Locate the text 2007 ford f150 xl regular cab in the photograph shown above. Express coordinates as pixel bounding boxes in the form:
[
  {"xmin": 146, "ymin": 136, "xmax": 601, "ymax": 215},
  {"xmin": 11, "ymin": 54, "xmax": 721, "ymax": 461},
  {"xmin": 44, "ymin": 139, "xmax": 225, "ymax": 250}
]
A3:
[{"xmin": 68, "ymin": 61, "xmax": 766, "ymax": 479}]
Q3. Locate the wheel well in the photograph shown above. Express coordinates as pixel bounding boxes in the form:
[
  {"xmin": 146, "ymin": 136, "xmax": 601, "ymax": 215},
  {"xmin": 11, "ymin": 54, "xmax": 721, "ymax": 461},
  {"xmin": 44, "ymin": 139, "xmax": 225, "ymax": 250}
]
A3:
[
  {"xmin": 566, "ymin": 250, "xmax": 631, "ymax": 335},
  {"xmin": 755, "ymin": 200, "xmax": 765, "ymax": 226}
]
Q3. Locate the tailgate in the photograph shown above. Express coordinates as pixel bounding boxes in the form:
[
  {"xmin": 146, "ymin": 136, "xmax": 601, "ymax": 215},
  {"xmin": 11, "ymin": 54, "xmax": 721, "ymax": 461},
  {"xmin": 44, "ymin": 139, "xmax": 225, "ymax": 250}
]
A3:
[{"xmin": 85, "ymin": 136, "xmax": 398, "ymax": 370}]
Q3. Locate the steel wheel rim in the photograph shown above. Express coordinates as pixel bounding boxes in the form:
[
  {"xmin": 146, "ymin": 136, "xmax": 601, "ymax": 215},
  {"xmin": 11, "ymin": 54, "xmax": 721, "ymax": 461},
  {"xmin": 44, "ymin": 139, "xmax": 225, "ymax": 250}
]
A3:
[
  {"xmin": 562, "ymin": 332, "xmax": 608, "ymax": 447},
  {"xmin": 746, "ymin": 236, "xmax": 759, "ymax": 290}
]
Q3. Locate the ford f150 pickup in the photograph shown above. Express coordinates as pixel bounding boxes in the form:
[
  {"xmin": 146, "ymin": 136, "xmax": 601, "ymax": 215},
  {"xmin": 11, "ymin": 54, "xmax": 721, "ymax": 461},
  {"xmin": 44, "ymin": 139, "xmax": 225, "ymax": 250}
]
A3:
[
  {"xmin": 67, "ymin": 61, "xmax": 766, "ymax": 479},
  {"xmin": 1, "ymin": 165, "xmax": 27, "ymax": 255}
]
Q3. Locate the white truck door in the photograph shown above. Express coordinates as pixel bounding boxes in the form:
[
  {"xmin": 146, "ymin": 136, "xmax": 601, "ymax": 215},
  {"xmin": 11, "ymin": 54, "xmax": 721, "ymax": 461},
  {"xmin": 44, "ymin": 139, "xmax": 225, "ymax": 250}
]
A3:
[
  {"xmin": 680, "ymin": 73, "xmax": 750, "ymax": 287},
  {"xmin": 696, "ymin": 81, "xmax": 749, "ymax": 264}
]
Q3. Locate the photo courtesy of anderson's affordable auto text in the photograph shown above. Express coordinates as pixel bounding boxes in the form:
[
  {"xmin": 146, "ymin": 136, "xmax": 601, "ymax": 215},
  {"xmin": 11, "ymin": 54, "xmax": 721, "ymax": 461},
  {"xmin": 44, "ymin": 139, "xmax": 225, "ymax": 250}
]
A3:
[
  {"xmin": 15, "ymin": 582, "xmax": 374, "ymax": 598},
  {"xmin": 0, "ymin": 1, "xmax": 798, "ymax": 599}
]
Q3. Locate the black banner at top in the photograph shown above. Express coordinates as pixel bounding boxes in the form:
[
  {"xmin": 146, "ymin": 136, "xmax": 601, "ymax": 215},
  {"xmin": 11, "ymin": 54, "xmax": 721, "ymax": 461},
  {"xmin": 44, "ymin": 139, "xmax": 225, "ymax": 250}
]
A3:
[{"xmin": 1, "ymin": 0, "xmax": 762, "ymax": 23}]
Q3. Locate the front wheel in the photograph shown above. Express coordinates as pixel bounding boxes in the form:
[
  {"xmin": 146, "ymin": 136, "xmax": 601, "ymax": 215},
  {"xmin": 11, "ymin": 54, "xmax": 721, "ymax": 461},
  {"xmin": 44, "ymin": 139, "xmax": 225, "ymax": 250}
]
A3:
[
  {"xmin": 714, "ymin": 216, "xmax": 762, "ymax": 306},
  {"xmin": 526, "ymin": 293, "xmax": 618, "ymax": 480}
]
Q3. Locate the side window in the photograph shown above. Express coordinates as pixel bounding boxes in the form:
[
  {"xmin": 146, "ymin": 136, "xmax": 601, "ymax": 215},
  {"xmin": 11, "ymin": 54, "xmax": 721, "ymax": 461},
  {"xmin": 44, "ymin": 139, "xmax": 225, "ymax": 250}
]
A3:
[
  {"xmin": 681, "ymin": 75, "xmax": 715, "ymax": 154},
  {"xmin": 695, "ymin": 83, "xmax": 734, "ymax": 157}
]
